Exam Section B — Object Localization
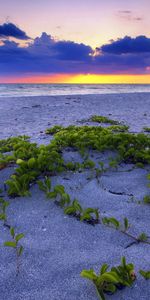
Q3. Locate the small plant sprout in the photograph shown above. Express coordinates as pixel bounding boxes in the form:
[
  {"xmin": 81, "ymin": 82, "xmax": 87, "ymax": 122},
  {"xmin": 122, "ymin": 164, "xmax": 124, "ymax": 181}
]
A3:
[
  {"xmin": 111, "ymin": 256, "xmax": 136, "ymax": 287},
  {"xmin": 4, "ymin": 227, "xmax": 24, "ymax": 276},
  {"xmin": 90, "ymin": 115, "xmax": 119, "ymax": 125},
  {"xmin": 81, "ymin": 257, "xmax": 135, "ymax": 300},
  {"xmin": 137, "ymin": 232, "xmax": 148, "ymax": 242},
  {"xmin": 139, "ymin": 270, "xmax": 150, "ymax": 280},
  {"xmin": 102, "ymin": 217, "xmax": 150, "ymax": 246}
]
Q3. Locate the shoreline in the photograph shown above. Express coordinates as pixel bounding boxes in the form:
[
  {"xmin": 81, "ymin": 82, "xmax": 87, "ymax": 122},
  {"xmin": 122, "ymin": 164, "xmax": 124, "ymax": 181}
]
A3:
[
  {"xmin": 0, "ymin": 93, "xmax": 150, "ymax": 140},
  {"xmin": 1, "ymin": 91, "xmax": 150, "ymax": 99}
]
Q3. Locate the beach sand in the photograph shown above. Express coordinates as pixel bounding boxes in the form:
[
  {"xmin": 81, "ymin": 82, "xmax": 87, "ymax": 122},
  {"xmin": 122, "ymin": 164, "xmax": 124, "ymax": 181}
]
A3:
[{"xmin": 0, "ymin": 93, "xmax": 150, "ymax": 300}]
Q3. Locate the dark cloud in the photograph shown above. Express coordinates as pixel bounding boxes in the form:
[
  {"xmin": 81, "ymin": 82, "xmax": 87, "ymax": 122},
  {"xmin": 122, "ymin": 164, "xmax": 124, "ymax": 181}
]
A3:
[
  {"xmin": 0, "ymin": 23, "xmax": 30, "ymax": 40},
  {"xmin": 53, "ymin": 40, "xmax": 93, "ymax": 60},
  {"xmin": 100, "ymin": 36, "xmax": 150, "ymax": 54},
  {"xmin": 0, "ymin": 33, "xmax": 93, "ymax": 74},
  {"xmin": 0, "ymin": 30, "xmax": 150, "ymax": 75}
]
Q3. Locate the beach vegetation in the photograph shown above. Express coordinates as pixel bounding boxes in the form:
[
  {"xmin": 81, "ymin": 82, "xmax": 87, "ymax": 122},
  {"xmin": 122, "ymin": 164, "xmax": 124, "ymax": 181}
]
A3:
[
  {"xmin": 90, "ymin": 115, "xmax": 120, "ymax": 125},
  {"xmin": 45, "ymin": 125, "xmax": 64, "ymax": 134},
  {"xmin": 4, "ymin": 227, "xmax": 24, "ymax": 275},
  {"xmin": 6, "ymin": 174, "xmax": 32, "ymax": 197},
  {"xmin": 107, "ymin": 125, "xmax": 129, "ymax": 132},
  {"xmin": 137, "ymin": 232, "xmax": 148, "ymax": 242},
  {"xmin": 81, "ymin": 256, "xmax": 135, "ymax": 300}
]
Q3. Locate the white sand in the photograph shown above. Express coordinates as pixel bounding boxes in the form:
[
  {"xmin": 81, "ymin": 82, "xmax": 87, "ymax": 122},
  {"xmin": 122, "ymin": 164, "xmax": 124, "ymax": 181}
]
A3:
[{"xmin": 0, "ymin": 93, "xmax": 150, "ymax": 300}]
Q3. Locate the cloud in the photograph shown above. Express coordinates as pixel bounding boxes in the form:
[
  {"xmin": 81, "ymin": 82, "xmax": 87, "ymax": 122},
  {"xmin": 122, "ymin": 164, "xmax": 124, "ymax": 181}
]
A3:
[
  {"xmin": 0, "ymin": 32, "xmax": 93, "ymax": 74},
  {"xmin": 100, "ymin": 36, "xmax": 150, "ymax": 54},
  {"xmin": 0, "ymin": 23, "xmax": 30, "ymax": 40},
  {"xmin": 117, "ymin": 10, "xmax": 143, "ymax": 22},
  {"xmin": 0, "ymin": 29, "xmax": 150, "ymax": 75},
  {"xmin": 118, "ymin": 10, "xmax": 131, "ymax": 14},
  {"xmin": 27, "ymin": 32, "xmax": 93, "ymax": 60}
]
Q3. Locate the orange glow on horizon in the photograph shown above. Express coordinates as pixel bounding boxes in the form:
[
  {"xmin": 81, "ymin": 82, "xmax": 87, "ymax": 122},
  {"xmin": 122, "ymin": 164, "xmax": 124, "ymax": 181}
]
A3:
[{"xmin": 0, "ymin": 74, "xmax": 150, "ymax": 84}]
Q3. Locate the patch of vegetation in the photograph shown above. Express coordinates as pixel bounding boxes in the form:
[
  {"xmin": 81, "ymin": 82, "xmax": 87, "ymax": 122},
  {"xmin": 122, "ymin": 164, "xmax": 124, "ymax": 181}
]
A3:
[
  {"xmin": 38, "ymin": 179, "xmax": 100, "ymax": 225},
  {"xmin": 46, "ymin": 125, "xmax": 150, "ymax": 165},
  {"xmin": 81, "ymin": 256, "xmax": 136, "ymax": 300},
  {"xmin": 90, "ymin": 115, "xmax": 120, "ymax": 125},
  {"xmin": 1, "ymin": 118, "xmax": 150, "ymax": 293},
  {"xmin": 45, "ymin": 125, "xmax": 64, "ymax": 135},
  {"xmin": 0, "ymin": 136, "xmax": 29, "ymax": 153},
  {"xmin": 107, "ymin": 125, "xmax": 129, "ymax": 132}
]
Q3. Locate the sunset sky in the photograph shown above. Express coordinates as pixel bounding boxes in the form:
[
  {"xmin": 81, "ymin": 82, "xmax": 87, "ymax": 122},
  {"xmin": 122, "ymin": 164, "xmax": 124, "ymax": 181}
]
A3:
[{"xmin": 0, "ymin": 0, "xmax": 150, "ymax": 83}]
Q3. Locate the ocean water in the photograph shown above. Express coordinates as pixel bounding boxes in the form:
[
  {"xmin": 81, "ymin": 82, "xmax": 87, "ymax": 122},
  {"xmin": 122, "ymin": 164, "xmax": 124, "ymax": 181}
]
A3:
[{"xmin": 0, "ymin": 84, "xmax": 150, "ymax": 97}]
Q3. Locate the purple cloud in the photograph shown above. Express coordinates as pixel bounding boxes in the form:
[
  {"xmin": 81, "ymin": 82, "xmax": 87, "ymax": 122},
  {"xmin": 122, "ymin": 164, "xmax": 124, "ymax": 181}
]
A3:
[
  {"xmin": 0, "ymin": 25, "xmax": 150, "ymax": 75},
  {"xmin": 100, "ymin": 36, "xmax": 150, "ymax": 54},
  {"xmin": 0, "ymin": 23, "xmax": 30, "ymax": 40}
]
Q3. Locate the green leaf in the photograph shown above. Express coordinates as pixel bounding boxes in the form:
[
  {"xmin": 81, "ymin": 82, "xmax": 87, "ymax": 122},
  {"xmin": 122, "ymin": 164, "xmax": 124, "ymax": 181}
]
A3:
[
  {"xmin": 15, "ymin": 233, "xmax": 24, "ymax": 242},
  {"xmin": 100, "ymin": 264, "xmax": 109, "ymax": 275},
  {"xmin": 64, "ymin": 206, "xmax": 76, "ymax": 215},
  {"xmin": 98, "ymin": 272, "xmax": 120, "ymax": 284},
  {"xmin": 104, "ymin": 283, "xmax": 116, "ymax": 294},
  {"xmin": 45, "ymin": 177, "xmax": 51, "ymax": 190},
  {"xmin": 72, "ymin": 199, "xmax": 83, "ymax": 212},
  {"xmin": 54, "ymin": 185, "xmax": 65, "ymax": 195},
  {"xmin": 16, "ymin": 159, "xmax": 24, "ymax": 165},
  {"xmin": 28, "ymin": 157, "xmax": 36, "ymax": 168},
  {"xmin": 81, "ymin": 269, "xmax": 97, "ymax": 281},
  {"xmin": 37, "ymin": 180, "xmax": 46, "ymax": 192},
  {"xmin": 47, "ymin": 191, "xmax": 57, "ymax": 199},
  {"xmin": 109, "ymin": 218, "xmax": 120, "ymax": 229},
  {"xmin": 18, "ymin": 245, "xmax": 24, "ymax": 256},
  {"xmin": 10, "ymin": 227, "xmax": 15, "ymax": 238},
  {"xmin": 139, "ymin": 270, "xmax": 150, "ymax": 280},
  {"xmin": 0, "ymin": 213, "xmax": 6, "ymax": 220},
  {"xmin": 102, "ymin": 217, "xmax": 110, "ymax": 225},
  {"xmin": 80, "ymin": 213, "xmax": 91, "ymax": 221},
  {"xmin": 4, "ymin": 241, "xmax": 16, "ymax": 248},
  {"xmin": 121, "ymin": 256, "xmax": 127, "ymax": 268},
  {"xmin": 124, "ymin": 217, "xmax": 129, "ymax": 231}
]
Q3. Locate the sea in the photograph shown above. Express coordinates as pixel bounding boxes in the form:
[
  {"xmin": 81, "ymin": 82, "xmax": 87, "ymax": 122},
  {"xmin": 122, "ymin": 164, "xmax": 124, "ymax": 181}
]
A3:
[{"xmin": 0, "ymin": 84, "xmax": 150, "ymax": 97}]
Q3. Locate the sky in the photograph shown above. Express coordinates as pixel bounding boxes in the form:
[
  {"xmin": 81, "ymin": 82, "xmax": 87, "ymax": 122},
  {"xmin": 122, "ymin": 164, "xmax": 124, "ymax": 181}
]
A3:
[{"xmin": 0, "ymin": 0, "xmax": 150, "ymax": 83}]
